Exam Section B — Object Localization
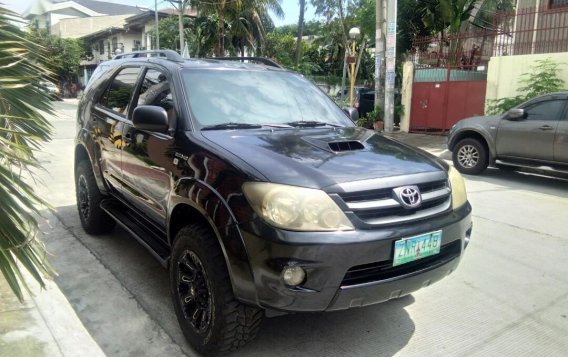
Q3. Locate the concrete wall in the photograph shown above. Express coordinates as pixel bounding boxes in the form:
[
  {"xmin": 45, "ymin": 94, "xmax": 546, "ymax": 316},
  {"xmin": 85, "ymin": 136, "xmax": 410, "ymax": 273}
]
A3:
[
  {"xmin": 119, "ymin": 32, "xmax": 143, "ymax": 53},
  {"xmin": 52, "ymin": 15, "xmax": 129, "ymax": 38},
  {"xmin": 485, "ymin": 52, "xmax": 568, "ymax": 110}
]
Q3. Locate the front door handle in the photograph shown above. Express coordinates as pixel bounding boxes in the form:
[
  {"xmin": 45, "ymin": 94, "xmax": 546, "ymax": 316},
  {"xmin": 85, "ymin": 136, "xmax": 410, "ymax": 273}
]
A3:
[{"xmin": 539, "ymin": 125, "xmax": 554, "ymax": 131}]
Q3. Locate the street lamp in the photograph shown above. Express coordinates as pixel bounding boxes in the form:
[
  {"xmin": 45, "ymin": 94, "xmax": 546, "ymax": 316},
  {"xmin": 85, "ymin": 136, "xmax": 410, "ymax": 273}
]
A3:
[{"xmin": 348, "ymin": 27, "xmax": 361, "ymax": 108}]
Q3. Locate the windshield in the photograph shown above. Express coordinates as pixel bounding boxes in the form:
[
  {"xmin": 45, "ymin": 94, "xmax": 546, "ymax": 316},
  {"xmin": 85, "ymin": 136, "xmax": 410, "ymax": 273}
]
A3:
[{"xmin": 182, "ymin": 69, "xmax": 353, "ymax": 128}]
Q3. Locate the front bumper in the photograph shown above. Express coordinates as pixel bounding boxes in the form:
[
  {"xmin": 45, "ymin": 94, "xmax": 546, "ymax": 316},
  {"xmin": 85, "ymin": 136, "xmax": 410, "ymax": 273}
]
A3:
[{"xmin": 238, "ymin": 202, "xmax": 472, "ymax": 312}]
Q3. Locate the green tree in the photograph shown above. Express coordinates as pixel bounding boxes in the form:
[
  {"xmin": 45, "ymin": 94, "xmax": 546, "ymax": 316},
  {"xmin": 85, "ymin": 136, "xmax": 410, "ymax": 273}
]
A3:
[
  {"xmin": 227, "ymin": 0, "xmax": 281, "ymax": 57},
  {"xmin": 0, "ymin": 7, "xmax": 54, "ymax": 301},
  {"xmin": 26, "ymin": 28, "xmax": 83, "ymax": 83},
  {"xmin": 192, "ymin": 0, "xmax": 283, "ymax": 56},
  {"xmin": 152, "ymin": 16, "xmax": 193, "ymax": 52},
  {"xmin": 264, "ymin": 31, "xmax": 296, "ymax": 67}
]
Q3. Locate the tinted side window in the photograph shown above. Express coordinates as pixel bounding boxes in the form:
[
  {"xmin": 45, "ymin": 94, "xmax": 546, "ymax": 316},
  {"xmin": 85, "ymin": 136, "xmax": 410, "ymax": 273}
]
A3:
[
  {"xmin": 136, "ymin": 69, "xmax": 175, "ymax": 120},
  {"xmin": 523, "ymin": 100, "xmax": 565, "ymax": 121},
  {"xmin": 99, "ymin": 67, "xmax": 141, "ymax": 115}
]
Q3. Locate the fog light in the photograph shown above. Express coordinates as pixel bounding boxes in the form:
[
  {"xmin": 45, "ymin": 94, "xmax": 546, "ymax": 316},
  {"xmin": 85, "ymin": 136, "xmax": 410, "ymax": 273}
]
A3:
[{"xmin": 281, "ymin": 266, "xmax": 306, "ymax": 286}]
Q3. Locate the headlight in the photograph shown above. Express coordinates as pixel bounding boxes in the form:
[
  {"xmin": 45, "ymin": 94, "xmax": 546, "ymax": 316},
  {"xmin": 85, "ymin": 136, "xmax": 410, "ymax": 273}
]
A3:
[
  {"xmin": 448, "ymin": 166, "xmax": 468, "ymax": 209},
  {"xmin": 242, "ymin": 182, "xmax": 354, "ymax": 231}
]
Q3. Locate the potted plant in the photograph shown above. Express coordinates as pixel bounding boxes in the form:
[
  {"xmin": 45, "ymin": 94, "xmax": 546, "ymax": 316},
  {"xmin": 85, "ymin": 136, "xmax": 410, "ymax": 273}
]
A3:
[
  {"xmin": 356, "ymin": 106, "xmax": 384, "ymax": 131},
  {"xmin": 369, "ymin": 106, "xmax": 384, "ymax": 131}
]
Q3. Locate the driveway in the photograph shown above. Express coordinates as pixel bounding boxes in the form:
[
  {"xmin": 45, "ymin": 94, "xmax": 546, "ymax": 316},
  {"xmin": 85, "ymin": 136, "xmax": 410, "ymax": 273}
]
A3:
[{"xmin": 32, "ymin": 101, "xmax": 568, "ymax": 356}]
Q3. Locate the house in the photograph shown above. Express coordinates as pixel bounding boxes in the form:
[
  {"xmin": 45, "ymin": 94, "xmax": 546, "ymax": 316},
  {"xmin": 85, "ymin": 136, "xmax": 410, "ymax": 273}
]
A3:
[
  {"xmin": 78, "ymin": 9, "xmax": 196, "ymax": 87},
  {"xmin": 23, "ymin": 0, "xmax": 145, "ymax": 31},
  {"xmin": 507, "ymin": 0, "xmax": 568, "ymax": 55},
  {"xmin": 482, "ymin": 0, "xmax": 568, "ymax": 109}
]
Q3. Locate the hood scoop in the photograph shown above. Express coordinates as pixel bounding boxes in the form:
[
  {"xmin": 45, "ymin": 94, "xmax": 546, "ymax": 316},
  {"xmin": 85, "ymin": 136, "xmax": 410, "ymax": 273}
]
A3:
[
  {"xmin": 328, "ymin": 140, "xmax": 365, "ymax": 152},
  {"xmin": 302, "ymin": 136, "xmax": 365, "ymax": 153},
  {"xmin": 302, "ymin": 134, "xmax": 367, "ymax": 153}
]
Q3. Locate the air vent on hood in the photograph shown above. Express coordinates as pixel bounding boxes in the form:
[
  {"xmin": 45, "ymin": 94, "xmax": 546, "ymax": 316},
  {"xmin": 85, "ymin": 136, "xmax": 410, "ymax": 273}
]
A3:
[{"xmin": 328, "ymin": 141, "xmax": 365, "ymax": 152}]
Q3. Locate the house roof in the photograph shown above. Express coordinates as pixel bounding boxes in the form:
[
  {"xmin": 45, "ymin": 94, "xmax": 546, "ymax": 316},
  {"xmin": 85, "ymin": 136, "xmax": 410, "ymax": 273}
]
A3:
[
  {"xmin": 81, "ymin": 26, "xmax": 125, "ymax": 41},
  {"xmin": 49, "ymin": 0, "xmax": 146, "ymax": 16},
  {"xmin": 124, "ymin": 9, "xmax": 196, "ymax": 30}
]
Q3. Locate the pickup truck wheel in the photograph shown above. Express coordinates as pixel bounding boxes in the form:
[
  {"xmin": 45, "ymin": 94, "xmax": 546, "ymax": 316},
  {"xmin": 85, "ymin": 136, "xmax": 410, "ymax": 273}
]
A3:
[
  {"xmin": 75, "ymin": 160, "xmax": 116, "ymax": 234},
  {"xmin": 170, "ymin": 225, "xmax": 263, "ymax": 355},
  {"xmin": 452, "ymin": 138, "xmax": 488, "ymax": 175}
]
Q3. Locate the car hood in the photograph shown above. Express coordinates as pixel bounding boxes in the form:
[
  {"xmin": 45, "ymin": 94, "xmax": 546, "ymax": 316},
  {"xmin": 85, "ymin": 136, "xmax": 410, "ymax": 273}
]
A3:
[
  {"xmin": 201, "ymin": 127, "xmax": 444, "ymax": 189},
  {"xmin": 455, "ymin": 115, "xmax": 501, "ymax": 129}
]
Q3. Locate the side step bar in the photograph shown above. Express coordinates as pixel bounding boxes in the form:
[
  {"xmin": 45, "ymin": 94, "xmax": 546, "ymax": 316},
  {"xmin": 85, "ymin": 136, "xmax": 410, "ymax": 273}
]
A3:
[
  {"xmin": 495, "ymin": 160, "xmax": 568, "ymax": 177},
  {"xmin": 100, "ymin": 199, "xmax": 170, "ymax": 267}
]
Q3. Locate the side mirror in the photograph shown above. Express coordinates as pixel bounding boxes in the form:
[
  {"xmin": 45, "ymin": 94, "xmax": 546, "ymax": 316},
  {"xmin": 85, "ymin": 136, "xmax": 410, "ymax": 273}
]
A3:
[
  {"xmin": 132, "ymin": 105, "xmax": 169, "ymax": 132},
  {"xmin": 343, "ymin": 107, "xmax": 359, "ymax": 121},
  {"xmin": 507, "ymin": 108, "xmax": 526, "ymax": 120}
]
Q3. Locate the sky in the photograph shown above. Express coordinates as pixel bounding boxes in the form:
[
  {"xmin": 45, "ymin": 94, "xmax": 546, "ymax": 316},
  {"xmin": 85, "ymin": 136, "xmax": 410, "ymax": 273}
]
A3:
[{"xmin": 4, "ymin": 0, "xmax": 316, "ymax": 27}]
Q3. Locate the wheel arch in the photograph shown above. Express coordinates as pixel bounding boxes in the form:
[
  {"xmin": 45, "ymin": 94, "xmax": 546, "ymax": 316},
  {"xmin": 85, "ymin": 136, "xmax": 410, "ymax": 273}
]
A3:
[
  {"xmin": 74, "ymin": 141, "xmax": 108, "ymax": 193},
  {"xmin": 449, "ymin": 129, "xmax": 495, "ymax": 163},
  {"xmin": 168, "ymin": 191, "xmax": 258, "ymax": 306}
]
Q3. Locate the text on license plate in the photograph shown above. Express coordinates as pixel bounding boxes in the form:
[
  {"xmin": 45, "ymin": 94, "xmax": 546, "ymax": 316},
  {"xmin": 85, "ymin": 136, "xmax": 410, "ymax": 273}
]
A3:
[{"xmin": 393, "ymin": 231, "xmax": 442, "ymax": 267}]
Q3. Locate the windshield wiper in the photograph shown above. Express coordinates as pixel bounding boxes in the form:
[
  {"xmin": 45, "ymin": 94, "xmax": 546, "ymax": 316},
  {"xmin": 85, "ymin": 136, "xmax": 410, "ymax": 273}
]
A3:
[
  {"xmin": 285, "ymin": 121, "xmax": 342, "ymax": 128},
  {"xmin": 201, "ymin": 122, "xmax": 262, "ymax": 130}
]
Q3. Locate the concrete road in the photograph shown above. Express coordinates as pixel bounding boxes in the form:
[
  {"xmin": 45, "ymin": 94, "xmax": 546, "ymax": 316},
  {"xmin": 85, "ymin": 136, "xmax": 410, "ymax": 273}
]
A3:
[{"xmin": 34, "ymin": 101, "xmax": 568, "ymax": 356}]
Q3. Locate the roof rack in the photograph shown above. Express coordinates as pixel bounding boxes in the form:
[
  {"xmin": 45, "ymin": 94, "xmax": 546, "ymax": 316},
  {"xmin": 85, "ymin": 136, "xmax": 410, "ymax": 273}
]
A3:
[
  {"xmin": 113, "ymin": 50, "xmax": 184, "ymax": 62},
  {"xmin": 206, "ymin": 56, "xmax": 282, "ymax": 69}
]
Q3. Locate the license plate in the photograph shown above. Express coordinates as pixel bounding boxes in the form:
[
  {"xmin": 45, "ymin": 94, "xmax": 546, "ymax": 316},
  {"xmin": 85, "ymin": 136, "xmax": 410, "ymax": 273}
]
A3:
[{"xmin": 393, "ymin": 231, "xmax": 442, "ymax": 267}]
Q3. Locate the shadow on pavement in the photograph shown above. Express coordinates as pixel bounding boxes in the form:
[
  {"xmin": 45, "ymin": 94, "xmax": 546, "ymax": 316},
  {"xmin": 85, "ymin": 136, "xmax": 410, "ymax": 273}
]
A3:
[
  {"xmin": 464, "ymin": 167, "xmax": 568, "ymax": 197},
  {"xmin": 52, "ymin": 204, "xmax": 415, "ymax": 357},
  {"xmin": 235, "ymin": 296, "xmax": 415, "ymax": 357}
]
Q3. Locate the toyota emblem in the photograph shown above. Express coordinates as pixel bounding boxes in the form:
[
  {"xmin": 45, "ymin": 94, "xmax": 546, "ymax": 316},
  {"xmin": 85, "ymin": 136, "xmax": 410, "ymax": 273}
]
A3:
[{"xmin": 394, "ymin": 186, "xmax": 422, "ymax": 209}]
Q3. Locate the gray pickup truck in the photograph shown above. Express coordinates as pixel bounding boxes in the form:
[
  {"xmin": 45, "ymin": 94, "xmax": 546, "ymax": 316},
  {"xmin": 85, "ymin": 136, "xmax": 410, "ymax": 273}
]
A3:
[{"xmin": 447, "ymin": 92, "xmax": 568, "ymax": 175}]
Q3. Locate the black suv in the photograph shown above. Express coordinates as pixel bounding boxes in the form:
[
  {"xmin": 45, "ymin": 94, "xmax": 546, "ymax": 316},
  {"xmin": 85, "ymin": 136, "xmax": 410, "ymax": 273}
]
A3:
[{"xmin": 75, "ymin": 50, "xmax": 472, "ymax": 355}]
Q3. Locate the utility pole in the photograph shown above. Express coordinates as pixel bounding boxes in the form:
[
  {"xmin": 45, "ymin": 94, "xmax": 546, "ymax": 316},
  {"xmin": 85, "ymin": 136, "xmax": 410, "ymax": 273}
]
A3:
[
  {"xmin": 375, "ymin": 0, "xmax": 386, "ymax": 116},
  {"xmin": 154, "ymin": 0, "xmax": 160, "ymax": 50},
  {"xmin": 383, "ymin": 0, "xmax": 397, "ymax": 133},
  {"xmin": 178, "ymin": 0, "xmax": 185, "ymax": 54}
]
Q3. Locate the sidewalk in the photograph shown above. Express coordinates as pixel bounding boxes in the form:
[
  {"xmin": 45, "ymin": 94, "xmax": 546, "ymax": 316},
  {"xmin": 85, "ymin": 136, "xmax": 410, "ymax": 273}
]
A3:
[
  {"xmin": 383, "ymin": 131, "xmax": 451, "ymax": 159},
  {"xmin": 0, "ymin": 215, "xmax": 106, "ymax": 357}
]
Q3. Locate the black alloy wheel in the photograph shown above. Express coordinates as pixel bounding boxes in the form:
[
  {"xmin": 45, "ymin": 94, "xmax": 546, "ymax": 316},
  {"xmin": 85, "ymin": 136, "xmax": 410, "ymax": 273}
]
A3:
[
  {"xmin": 170, "ymin": 225, "xmax": 263, "ymax": 355},
  {"xmin": 177, "ymin": 250, "xmax": 212, "ymax": 334},
  {"xmin": 77, "ymin": 175, "xmax": 90, "ymax": 220},
  {"xmin": 75, "ymin": 160, "xmax": 116, "ymax": 235}
]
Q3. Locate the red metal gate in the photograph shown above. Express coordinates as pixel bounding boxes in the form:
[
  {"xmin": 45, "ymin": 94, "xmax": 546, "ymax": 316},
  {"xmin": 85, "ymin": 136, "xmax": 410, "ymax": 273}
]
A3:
[{"xmin": 410, "ymin": 67, "xmax": 487, "ymax": 133}]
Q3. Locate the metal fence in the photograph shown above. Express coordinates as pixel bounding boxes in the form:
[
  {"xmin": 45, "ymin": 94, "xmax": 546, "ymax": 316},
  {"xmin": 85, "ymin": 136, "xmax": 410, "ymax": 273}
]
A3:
[
  {"xmin": 494, "ymin": 5, "xmax": 568, "ymax": 56},
  {"xmin": 412, "ymin": 5, "xmax": 568, "ymax": 67}
]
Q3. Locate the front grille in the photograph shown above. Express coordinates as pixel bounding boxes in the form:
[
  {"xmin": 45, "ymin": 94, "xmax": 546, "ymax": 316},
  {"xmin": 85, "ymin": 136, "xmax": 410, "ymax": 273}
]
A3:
[
  {"xmin": 341, "ymin": 240, "xmax": 461, "ymax": 286},
  {"xmin": 337, "ymin": 179, "xmax": 451, "ymax": 225}
]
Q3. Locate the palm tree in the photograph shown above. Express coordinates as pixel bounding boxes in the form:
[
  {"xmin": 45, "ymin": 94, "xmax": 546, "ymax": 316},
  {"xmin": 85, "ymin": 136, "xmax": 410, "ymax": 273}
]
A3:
[
  {"xmin": 229, "ymin": 0, "xmax": 282, "ymax": 57},
  {"xmin": 0, "ymin": 7, "xmax": 54, "ymax": 301},
  {"xmin": 195, "ymin": 0, "xmax": 283, "ymax": 56}
]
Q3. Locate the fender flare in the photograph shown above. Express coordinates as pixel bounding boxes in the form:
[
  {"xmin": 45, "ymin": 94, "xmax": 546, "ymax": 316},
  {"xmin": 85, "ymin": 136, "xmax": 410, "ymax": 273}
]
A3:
[
  {"xmin": 168, "ymin": 177, "xmax": 257, "ymax": 305},
  {"xmin": 449, "ymin": 128, "xmax": 496, "ymax": 163}
]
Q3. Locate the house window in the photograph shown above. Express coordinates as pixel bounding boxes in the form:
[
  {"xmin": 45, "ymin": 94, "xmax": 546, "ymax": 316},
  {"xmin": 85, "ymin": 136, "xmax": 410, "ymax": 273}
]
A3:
[
  {"xmin": 550, "ymin": 0, "xmax": 568, "ymax": 8},
  {"xmin": 99, "ymin": 40, "xmax": 104, "ymax": 54},
  {"xmin": 111, "ymin": 37, "xmax": 118, "ymax": 54}
]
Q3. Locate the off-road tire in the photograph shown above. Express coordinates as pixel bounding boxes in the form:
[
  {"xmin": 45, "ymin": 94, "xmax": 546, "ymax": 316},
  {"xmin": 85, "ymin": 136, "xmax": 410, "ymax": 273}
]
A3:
[
  {"xmin": 452, "ymin": 138, "xmax": 489, "ymax": 175},
  {"xmin": 75, "ymin": 160, "xmax": 116, "ymax": 234},
  {"xmin": 170, "ymin": 225, "xmax": 263, "ymax": 356}
]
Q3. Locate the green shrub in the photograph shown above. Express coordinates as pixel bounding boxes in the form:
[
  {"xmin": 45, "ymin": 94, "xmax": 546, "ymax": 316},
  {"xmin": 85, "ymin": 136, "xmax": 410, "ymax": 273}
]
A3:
[{"xmin": 486, "ymin": 58, "xmax": 566, "ymax": 115}]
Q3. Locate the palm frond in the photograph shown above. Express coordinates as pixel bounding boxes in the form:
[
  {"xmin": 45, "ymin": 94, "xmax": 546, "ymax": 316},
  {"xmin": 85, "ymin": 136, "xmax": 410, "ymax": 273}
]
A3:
[{"xmin": 0, "ymin": 6, "xmax": 55, "ymax": 302}]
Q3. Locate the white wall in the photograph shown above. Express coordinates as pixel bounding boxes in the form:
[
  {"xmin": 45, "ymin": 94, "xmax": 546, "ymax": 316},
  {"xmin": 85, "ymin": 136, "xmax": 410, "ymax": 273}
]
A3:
[{"xmin": 486, "ymin": 52, "xmax": 568, "ymax": 111}]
